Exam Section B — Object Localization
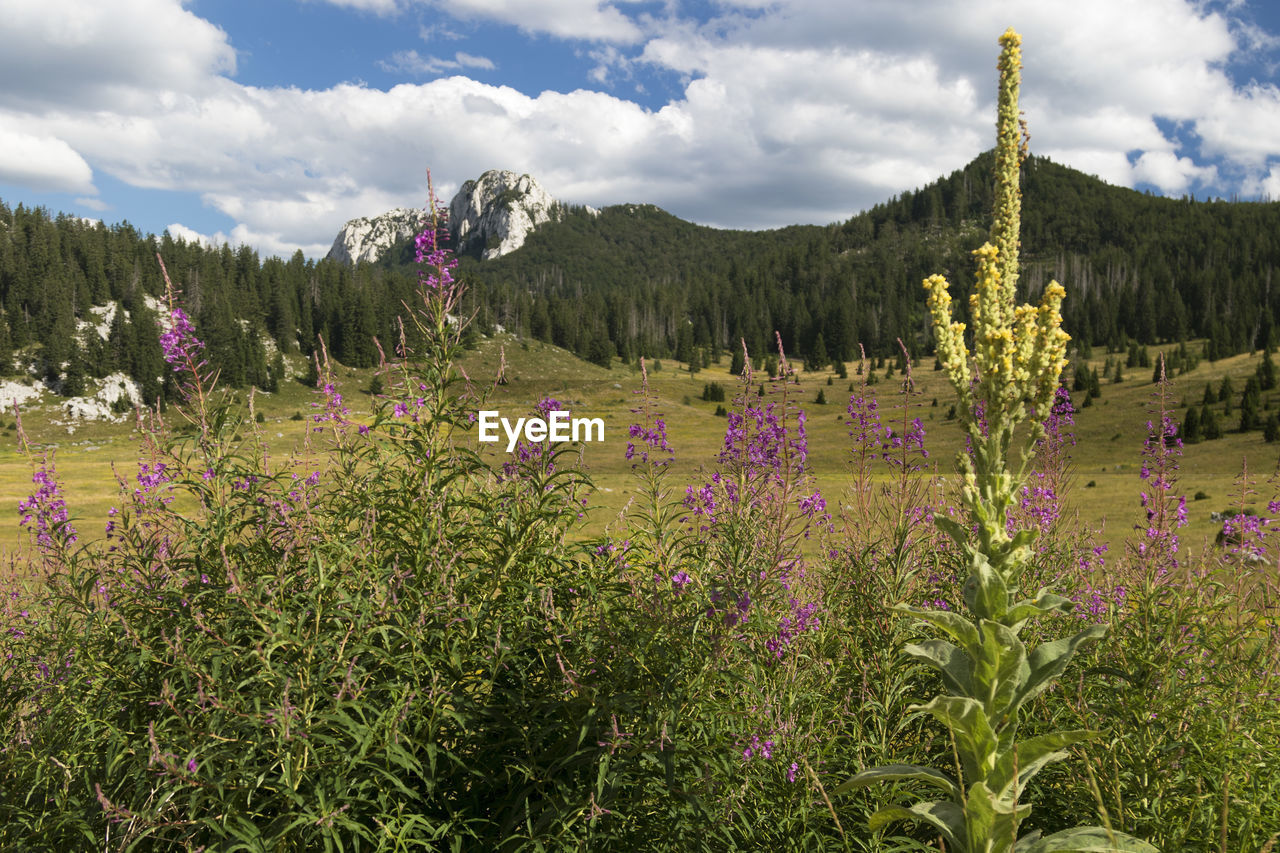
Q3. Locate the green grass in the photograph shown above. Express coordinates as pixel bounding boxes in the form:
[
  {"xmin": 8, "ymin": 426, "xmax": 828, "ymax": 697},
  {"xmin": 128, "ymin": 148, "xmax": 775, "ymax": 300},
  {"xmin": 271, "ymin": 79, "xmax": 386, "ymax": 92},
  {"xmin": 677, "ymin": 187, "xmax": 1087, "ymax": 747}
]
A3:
[{"xmin": 0, "ymin": 335, "xmax": 1275, "ymax": 559}]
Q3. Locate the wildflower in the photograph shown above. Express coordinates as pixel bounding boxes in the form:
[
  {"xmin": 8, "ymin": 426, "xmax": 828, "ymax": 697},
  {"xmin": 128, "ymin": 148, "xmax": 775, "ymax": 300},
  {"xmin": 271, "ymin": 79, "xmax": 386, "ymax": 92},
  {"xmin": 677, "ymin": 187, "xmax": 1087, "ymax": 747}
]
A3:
[
  {"xmin": 159, "ymin": 307, "xmax": 205, "ymax": 375},
  {"xmin": 18, "ymin": 455, "xmax": 77, "ymax": 551}
]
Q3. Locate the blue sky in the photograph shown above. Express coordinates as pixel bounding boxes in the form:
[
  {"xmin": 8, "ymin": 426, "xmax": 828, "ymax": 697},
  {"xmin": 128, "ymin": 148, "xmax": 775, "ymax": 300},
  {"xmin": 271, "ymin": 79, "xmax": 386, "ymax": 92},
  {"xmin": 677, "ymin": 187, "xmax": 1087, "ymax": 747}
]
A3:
[{"xmin": 1, "ymin": 0, "xmax": 1279, "ymax": 259}]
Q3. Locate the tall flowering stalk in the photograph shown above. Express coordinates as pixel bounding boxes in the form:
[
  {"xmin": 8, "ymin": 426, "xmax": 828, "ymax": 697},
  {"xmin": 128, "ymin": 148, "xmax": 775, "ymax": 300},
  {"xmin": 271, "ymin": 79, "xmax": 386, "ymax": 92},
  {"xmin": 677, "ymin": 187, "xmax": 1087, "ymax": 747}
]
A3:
[{"xmin": 838, "ymin": 29, "xmax": 1156, "ymax": 853}]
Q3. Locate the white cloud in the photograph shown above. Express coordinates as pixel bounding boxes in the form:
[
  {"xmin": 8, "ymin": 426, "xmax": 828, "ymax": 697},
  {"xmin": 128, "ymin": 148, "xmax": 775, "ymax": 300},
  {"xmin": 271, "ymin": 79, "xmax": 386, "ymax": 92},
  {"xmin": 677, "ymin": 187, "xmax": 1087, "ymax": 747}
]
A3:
[
  {"xmin": 3, "ymin": 0, "xmax": 1280, "ymax": 258},
  {"xmin": 0, "ymin": 0, "xmax": 235, "ymax": 109},
  {"xmin": 440, "ymin": 0, "xmax": 644, "ymax": 42},
  {"xmin": 0, "ymin": 128, "xmax": 95, "ymax": 193},
  {"xmin": 456, "ymin": 52, "xmax": 496, "ymax": 70},
  {"xmin": 75, "ymin": 196, "xmax": 111, "ymax": 212},
  {"xmin": 1132, "ymin": 150, "xmax": 1218, "ymax": 194},
  {"xmin": 380, "ymin": 49, "xmax": 496, "ymax": 75},
  {"xmin": 166, "ymin": 222, "xmax": 227, "ymax": 249}
]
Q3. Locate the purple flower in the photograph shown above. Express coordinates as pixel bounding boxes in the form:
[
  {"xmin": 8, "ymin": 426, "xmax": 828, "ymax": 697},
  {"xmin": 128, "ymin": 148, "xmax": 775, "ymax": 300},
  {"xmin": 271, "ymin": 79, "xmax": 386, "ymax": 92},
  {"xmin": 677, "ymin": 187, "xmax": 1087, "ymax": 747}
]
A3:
[
  {"xmin": 414, "ymin": 201, "xmax": 458, "ymax": 296},
  {"xmin": 671, "ymin": 570, "xmax": 690, "ymax": 591},
  {"xmin": 18, "ymin": 456, "xmax": 76, "ymax": 552},
  {"xmin": 159, "ymin": 307, "xmax": 205, "ymax": 375}
]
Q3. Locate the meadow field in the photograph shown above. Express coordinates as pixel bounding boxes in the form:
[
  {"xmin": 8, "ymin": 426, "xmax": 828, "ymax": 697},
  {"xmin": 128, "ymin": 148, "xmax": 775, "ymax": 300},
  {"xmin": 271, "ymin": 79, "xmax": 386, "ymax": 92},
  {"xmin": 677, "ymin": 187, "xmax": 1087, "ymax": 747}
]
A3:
[{"xmin": 3, "ymin": 332, "xmax": 1275, "ymax": 560}]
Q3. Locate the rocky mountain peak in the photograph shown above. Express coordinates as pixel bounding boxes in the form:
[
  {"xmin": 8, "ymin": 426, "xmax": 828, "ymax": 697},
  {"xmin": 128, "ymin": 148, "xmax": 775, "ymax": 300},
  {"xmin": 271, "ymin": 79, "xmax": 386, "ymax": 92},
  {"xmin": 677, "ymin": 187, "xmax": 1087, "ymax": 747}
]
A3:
[
  {"xmin": 325, "ymin": 207, "xmax": 422, "ymax": 266},
  {"xmin": 448, "ymin": 170, "xmax": 563, "ymax": 260}
]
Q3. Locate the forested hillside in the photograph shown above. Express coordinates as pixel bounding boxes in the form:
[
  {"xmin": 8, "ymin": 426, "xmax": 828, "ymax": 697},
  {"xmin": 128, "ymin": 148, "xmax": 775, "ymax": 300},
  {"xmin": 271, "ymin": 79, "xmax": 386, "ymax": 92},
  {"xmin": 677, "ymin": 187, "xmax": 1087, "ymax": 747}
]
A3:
[
  {"xmin": 0, "ymin": 209, "xmax": 419, "ymax": 402},
  {"xmin": 2, "ymin": 150, "xmax": 1278, "ymax": 403},
  {"xmin": 430, "ymin": 151, "xmax": 1280, "ymax": 369}
]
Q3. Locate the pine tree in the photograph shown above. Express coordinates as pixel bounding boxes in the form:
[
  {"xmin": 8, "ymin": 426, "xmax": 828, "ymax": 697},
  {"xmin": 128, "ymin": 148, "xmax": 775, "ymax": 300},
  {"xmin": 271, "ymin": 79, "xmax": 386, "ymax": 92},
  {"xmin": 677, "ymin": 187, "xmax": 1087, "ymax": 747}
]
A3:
[
  {"xmin": 1258, "ymin": 350, "xmax": 1277, "ymax": 391},
  {"xmin": 1266, "ymin": 413, "xmax": 1280, "ymax": 443},
  {"xmin": 1202, "ymin": 404, "xmax": 1223, "ymax": 439},
  {"xmin": 1182, "ymin": 405, "xmax": 1202, "ymax": 444},
  {"xmin": 1203, "ymin": 382, "xmax": 1216, "ymax": 407},
  {"xmin": 730, "ymin": 347, "xmax": 746, "ymax": 378},
  {"xmin": 62, "ymin": 343, "xmax": 87, "ymax": 398}
]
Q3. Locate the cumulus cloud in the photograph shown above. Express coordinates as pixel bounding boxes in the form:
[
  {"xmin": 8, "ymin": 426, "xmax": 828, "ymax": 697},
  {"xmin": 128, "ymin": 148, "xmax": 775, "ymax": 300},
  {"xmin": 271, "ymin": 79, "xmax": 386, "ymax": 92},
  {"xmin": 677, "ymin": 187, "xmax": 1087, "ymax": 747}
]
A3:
[
  {"xmin": 0, "ymin": 0, "xmax": 234, "ymax": 109},
  {"xmin": 0, "ymin": 128, "xmax": 95, "ymax": 194},
  {"xmin": 3, "ymin": 0, "xmax": 1279, "ymax": 258},
  {"xmin": 166, "ymin": 222, "xmax": 227, "ymax": 250},
  {"xmin": 1132, "ymin": 150, "xmax": 1219, "ymax": 194}
]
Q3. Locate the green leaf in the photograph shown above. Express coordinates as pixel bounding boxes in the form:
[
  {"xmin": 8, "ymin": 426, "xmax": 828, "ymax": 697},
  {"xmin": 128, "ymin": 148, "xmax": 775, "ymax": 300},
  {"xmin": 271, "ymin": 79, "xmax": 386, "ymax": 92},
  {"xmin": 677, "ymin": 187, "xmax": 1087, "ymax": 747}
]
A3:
[
  {"xmin": 972, "ymin": 620, "xmax": 1028, "ymax": 723},
  {"xmin": 1004, "ymin": 589, "xmax": 1075, "ymax": 632},
  {"xmin": 892, "ymin": 604, "xmax": 981, "ymax": 655},
  {"xmin": 1014, "ymin": 826, "xmax": 1160, "ymax": 852},
  {"xmin": 832, "ymin": 764, "xmax": 960, "ymax": 799},
  {"xmin": 867, "ymin": 800, "xmax": 966, "ymax": 850},
  {"xmin": 963, "ymin": 555, "xmax": 1009, "ymax": 620},
  {"xmin": 903, "ymin": 639, "xmax": 974, "ymax": 696},
  {"xmin": 989, "ymin": 730, "xmax": 1095, "ymax": 796},
  {"xmin": 1005, "ymin": 624, "xmax": 1107, "ymax": 724},
  {"xmin": 913, "ymin": 695, "xmax": 998, "ymax": 781}
]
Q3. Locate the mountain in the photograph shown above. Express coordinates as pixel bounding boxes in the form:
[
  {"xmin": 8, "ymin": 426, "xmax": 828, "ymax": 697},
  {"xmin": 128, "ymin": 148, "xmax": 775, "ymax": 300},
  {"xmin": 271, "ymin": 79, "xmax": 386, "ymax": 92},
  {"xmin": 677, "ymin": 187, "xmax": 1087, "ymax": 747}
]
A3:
[
  {"xmin": 448, "ymin": 170, "xmax": 577, "ymax": 260},
  {"xmin": 4, "ymin": 151, "xmax": 1280, "ymax": 410},
  {"xmin": 325, "ymin": 207, "xmax": 422, "ymax": 266},
  {"xmin": 327, "ymin": 170, "xmax": 575, "ymax": 267}
]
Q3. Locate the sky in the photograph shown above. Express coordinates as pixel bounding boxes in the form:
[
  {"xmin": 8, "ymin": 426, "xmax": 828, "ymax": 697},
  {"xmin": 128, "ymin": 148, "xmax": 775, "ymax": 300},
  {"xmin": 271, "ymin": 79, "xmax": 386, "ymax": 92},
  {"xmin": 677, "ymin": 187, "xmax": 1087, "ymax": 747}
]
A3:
[{"xmin": 1, "ymin": 0, "xmax": 1279, "ymax": 261}]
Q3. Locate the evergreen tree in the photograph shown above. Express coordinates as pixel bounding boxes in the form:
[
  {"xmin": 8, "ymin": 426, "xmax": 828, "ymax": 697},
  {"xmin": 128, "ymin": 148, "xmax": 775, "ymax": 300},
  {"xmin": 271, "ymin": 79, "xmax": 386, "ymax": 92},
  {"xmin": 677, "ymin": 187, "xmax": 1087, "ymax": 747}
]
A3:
[
  {"xmin": 1202, "ymin": 404, "xmax": 1223, "ymax": 439},
  {"xmin": 1258, "ymin": 351, "xmax": 1277, "ymax": 391},
  {"xmin": 806, "ymin": 333, "xmax": 828, "ymax": 372},
  {"xmin": 1266, "ymin": 413, "xmax": 1280, "ymax": 443},
  {"xmin": 1182, "ymin": 405, "xmax": 1202, "ymax": 444},
  {"xmin": 1240, "ymin": 377, "xmax": 1262, "ymax": 431},
  {"xmin": 1088, "ymin": 367, "xmax": 1102, "ymax": 398},
  {"xmin": 1203, "ymin": 382, "xmax": 1216, "ymax": 407},
  {"xmin": 730, "ymin": 347, "xmax": 746, "ymax": 378},
  {"xmin": 62, "ymin": 344, "xmax": 87, "ymax": 397},
  {"xmin": 586, "ymin": 331, "xmax": 614, "ymax": 369},
  {"xmin": 0, "ymin": 316, "xmax": 11, "ymax": 376},
  {"xmin": 1218, "ymin": 375, "xmax": 1235, "ymax": 403}
]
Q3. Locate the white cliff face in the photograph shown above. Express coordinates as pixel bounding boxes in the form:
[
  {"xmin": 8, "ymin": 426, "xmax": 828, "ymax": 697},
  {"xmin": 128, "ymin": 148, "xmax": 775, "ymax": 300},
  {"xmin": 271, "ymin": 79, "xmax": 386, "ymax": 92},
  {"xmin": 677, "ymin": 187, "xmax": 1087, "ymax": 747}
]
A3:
[
  {"xmin": 325, "ymin": 207, "xmax": 423, "ymax": 266},
  {"xmin": 448, "ymin": 171, "xmax": 561, "ymax": 260}
]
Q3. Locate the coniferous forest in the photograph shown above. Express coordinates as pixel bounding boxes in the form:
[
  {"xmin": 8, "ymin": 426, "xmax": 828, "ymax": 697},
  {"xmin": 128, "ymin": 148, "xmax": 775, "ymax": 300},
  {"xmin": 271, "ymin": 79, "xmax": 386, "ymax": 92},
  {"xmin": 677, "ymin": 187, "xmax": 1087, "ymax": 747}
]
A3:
[{"xmin": 2, "ymin": 150, "xmax": 1280, "ymax": 401}]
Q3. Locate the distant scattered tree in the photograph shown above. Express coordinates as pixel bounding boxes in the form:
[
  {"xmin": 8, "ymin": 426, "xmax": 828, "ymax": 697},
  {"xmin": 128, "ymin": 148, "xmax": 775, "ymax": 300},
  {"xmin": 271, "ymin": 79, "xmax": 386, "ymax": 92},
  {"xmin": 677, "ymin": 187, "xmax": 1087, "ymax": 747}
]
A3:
[
  {"xmin": 1218, "ymin": 375, "xmax": 1235, "ymax": 402},
  {"xmin": 1182, "ymin": 406, "xmax": 1202, "ymax": 444},
  {"xmin": 1258, "ymin": 351, "xmax": 1277, "ymax": 391},
  {"xmin": 1202, "ymin": 404, "xmax": 1223, "ymax": 439}
]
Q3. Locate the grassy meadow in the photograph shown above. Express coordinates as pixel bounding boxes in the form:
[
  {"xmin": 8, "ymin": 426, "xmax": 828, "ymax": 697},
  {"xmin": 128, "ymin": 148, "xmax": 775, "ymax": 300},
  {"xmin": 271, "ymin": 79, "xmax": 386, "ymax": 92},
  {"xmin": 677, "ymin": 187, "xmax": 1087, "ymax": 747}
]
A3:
[{"xmin": 3, "ymin": 332, "xmax": 1274, "ymax": 561}]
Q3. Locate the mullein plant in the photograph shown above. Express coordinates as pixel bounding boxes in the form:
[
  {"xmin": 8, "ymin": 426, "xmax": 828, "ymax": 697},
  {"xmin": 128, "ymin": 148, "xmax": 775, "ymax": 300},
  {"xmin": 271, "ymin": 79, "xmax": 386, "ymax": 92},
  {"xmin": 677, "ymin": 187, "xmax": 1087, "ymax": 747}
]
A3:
[{"xmin": 836, "ymin": 29, "xmax": 1157, "ymax": 853}]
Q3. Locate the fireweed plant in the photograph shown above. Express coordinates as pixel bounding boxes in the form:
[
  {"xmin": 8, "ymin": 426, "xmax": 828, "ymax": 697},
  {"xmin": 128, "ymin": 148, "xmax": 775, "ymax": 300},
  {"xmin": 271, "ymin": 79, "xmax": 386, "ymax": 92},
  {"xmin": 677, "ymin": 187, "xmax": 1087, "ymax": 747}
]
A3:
[
  {"xmin": 838, "ymin": 30, "xmax": 1156, "ymax": 853},
  {"xmin": 0, "ymin": 180, "xmax": 607, "ymax": 850}
]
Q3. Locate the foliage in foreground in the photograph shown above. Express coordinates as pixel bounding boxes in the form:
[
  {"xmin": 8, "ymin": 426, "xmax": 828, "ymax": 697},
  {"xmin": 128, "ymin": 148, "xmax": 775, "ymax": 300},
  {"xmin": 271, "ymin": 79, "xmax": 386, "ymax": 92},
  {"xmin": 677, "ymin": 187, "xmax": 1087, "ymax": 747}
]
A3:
[{"xmin": 2, "ymin": 45, "xmax": 1280, "ymax": 853}]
